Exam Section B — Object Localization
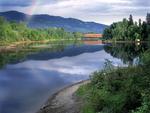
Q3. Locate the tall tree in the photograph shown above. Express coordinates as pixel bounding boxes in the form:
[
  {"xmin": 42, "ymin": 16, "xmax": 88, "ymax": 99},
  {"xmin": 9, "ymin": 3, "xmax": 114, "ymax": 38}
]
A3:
[
  {"xmin": 129, "ymin": 14, "xmax": 134, "ymax": 25},
  {"xmin": 139, "ymin": 19, "xmax": 142, "ymax": 26}
]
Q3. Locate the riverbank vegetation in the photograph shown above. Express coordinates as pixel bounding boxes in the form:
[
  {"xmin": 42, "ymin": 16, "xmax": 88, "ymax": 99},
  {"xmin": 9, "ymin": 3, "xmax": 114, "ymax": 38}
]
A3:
[
  {"xmin": 77, "ymin": 43, "xmax": 150, "ymax": 113},
  {"xmin": 103, "ymin": 14, "xmax": 150, "ymax": 41},
  {"xmin": 76, "ymin": 14, "xmax": 150, "ymax": 113},
  {"xmin": 0, "ymin": 17, "xmax": 82, "ymax": 45}
]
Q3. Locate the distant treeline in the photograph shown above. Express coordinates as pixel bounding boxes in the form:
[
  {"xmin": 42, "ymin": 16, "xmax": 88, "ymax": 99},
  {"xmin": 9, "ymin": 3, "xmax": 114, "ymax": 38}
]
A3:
[
  {"xmin": 103, "ymin": 14, "xmax": 150, "ymax": 41},
  {"xmin": 0, "ymin": 17, "xmax": 82, "ymax": 43}
]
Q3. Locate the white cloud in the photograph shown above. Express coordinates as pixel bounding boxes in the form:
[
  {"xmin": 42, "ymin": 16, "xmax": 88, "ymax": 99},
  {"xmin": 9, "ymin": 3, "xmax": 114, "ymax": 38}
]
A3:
[{"xmin": 0, "ymin": 0, "xmax": 149, "ymax": 24}]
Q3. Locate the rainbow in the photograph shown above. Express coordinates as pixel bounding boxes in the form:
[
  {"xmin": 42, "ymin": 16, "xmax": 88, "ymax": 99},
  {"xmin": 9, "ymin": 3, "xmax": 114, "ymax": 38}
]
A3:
[
  {"xmin": 28, "ymin": 0, "xmax": 41, "ymax": 15},
  {"xmin": 26, "ymin": 0, "xmax": 41, "ymax": 21}
]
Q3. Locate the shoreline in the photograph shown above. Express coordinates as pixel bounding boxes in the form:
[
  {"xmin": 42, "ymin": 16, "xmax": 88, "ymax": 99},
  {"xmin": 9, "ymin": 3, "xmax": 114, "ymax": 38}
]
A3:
[
  {"xmin": 37, "ymin": 80, "xmax": 90, "ymax": 113},
  {"xmin": 103, "ymin": 40, "xmax": 148, "ymax": 43},
  {"xmin": 0, "ymin": 39, "xmax": 81, "ymax": 52},
  {"xmin": 0, "ymin": 40, "xmax": 147, "ymax": 52},
  {"xmin": 0, "ymin": 40, "xmax": 50, "ymax": 52}
]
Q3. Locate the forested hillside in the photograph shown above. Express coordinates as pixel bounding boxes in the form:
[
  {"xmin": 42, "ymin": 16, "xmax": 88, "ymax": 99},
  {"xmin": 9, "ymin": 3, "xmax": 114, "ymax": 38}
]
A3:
[
  {"xmin": 0, "ymin": 17, "xmax": 82, "ymax": 44},
  {"xmin": 0, "ymin": 11, "xmax": 107, "ymax": 33}
]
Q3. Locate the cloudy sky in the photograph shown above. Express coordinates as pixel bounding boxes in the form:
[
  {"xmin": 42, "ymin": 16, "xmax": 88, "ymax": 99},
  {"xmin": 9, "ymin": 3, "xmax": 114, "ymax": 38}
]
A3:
[{"xmin": 0, "ymin": 0, "xmax": 150, "ymax": 25}]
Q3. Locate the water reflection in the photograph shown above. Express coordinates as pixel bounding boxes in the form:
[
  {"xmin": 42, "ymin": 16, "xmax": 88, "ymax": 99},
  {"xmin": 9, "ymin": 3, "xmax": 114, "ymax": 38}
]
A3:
[
  {"xmin": 83, "ymin": 40, "xmax": 103, "ymax": 45},
  {"xmin": 0, "ymin": 42, "xmax": 67, "ymax": 68},
  {"xmin": 1, "ymin": 42, "xmax": 149, "ymax": 113},
  {"xmin": 0, "ymin": 43, "xmax": 125, "ymax": 113},
  {"xmin": 104, "ymin": 42, "xmax": 149, "ymax": 65}
]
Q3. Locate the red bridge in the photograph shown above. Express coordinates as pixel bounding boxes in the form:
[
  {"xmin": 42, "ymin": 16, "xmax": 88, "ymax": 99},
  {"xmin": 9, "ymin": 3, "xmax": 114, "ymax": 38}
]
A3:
[
  {"xmin": 82, "ymin": 34, "xmax": 103, "ymax": 45},
  {"xmin": 83, "ymin": 34, "xmax": 103, "ymax": 38}
]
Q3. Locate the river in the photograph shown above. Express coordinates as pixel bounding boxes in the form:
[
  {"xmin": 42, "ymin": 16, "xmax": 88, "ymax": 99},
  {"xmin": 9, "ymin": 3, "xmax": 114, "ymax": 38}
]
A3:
[{"xmin": 0, "ymin": 42, "xmax": 146, "ymax": 113}]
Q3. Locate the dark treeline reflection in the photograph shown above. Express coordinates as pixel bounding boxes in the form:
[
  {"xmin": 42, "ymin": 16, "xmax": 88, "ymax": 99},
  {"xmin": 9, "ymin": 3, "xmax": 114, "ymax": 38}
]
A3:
[
  {"xmin": 0, "ymin": 42, "xmax": 67, "ymax": 68},
  {"xmin": 104, "ymin": 43, "xmax": 149, "ymax": 65},
  {"xmin": 0, "ymin": 42, "xmax": 105, "ymax": 69}
]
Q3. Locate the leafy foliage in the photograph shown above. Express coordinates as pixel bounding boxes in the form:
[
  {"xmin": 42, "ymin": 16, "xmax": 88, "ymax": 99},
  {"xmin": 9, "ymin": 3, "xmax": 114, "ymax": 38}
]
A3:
[
  {"xmin": 103, "ymin": 15, "xmax": 150, "ymax": 41},
  {"xmin": 0, "ymin": 16, "xmax": 82, "ymax": 44},
  {"xmin": 77, "ymin": 46, "xmax": 150, "ymax": 113}
]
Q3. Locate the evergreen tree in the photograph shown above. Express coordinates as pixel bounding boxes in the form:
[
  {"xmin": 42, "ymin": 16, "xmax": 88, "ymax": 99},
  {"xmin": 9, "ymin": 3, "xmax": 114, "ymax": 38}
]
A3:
[
  {"xmin": 139, "ymin": 19, "xmax": 142, "ymax": 26},
  {"xmin": 141, "ymin": 22, "xmax": 148, "ymax": 40},
  {"xmin": 129, "ymin": 14, "xmax": 134, "ymax": 25}
]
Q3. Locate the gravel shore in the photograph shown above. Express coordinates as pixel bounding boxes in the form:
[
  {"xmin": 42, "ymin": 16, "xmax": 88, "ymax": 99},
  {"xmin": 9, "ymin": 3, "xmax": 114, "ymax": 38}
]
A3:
[{"xmin": 37, "ymin": 80, "xmax": 89, "ymax": 113}]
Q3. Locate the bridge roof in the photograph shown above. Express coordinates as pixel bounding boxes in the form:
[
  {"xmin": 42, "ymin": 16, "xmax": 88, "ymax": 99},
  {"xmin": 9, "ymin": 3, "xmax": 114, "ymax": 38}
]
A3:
[{"xmin": 84, "ymin": 34, "xmax": 103, "ymax": 38}]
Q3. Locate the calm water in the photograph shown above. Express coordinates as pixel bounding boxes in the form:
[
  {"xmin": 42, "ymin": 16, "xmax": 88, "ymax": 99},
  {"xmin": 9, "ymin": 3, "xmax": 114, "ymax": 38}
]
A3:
[{"xmin": 0, "ymin": 42, "xmax": 148, "ymax": 113}]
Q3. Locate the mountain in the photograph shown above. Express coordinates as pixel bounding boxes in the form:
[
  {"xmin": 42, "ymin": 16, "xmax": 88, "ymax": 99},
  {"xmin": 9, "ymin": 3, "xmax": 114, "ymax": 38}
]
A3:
[{"xmin": 0, "ymin": 11, "xmax": 107, "ymax": 33}]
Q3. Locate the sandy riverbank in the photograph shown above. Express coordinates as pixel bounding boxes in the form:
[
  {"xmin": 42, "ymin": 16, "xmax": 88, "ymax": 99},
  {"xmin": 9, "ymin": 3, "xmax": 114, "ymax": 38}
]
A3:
[{"xmin": 37, "ymin": 80, "xmax": 90, "ymax": 113}]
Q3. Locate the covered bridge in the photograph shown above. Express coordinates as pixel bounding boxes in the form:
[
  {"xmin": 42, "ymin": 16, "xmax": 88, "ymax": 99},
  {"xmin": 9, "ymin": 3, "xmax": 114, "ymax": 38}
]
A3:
[{"xmin": 83, "ymin": 34, "xmax": 103, "ymax": 40}]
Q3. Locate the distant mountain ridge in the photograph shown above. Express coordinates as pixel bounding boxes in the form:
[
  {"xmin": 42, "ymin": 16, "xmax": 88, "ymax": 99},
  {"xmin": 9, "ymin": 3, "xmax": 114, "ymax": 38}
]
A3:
[{"xmin": 0, "ymin": 11, "xmax": 107, "ymax": 33}]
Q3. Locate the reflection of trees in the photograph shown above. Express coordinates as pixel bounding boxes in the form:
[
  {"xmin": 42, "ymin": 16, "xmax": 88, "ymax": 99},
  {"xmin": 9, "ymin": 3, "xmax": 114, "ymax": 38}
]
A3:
[
  {"xmin": 0, "ymin": 42, "xmax": 67, "ymax": 69},
  {"xmin": 104, "ymin": 43, "xmax": 148, "ymax": 65},
  {"xmin": 0, "ymin": 51, "xmax": 26, "ymax": 68}
]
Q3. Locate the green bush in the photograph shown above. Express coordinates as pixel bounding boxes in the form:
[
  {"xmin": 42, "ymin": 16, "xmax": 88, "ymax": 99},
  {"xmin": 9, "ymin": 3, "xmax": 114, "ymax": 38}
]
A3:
[{"xmin": 77, "ymin": 61, "xmax": 150, "ymax": 113}]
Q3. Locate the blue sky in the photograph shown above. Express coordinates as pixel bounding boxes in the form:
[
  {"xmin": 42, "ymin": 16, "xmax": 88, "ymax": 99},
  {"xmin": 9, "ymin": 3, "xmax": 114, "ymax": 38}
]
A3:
[{"xmin": 0, "ymin": 0, "xmax": 150, "ymax": 25}]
